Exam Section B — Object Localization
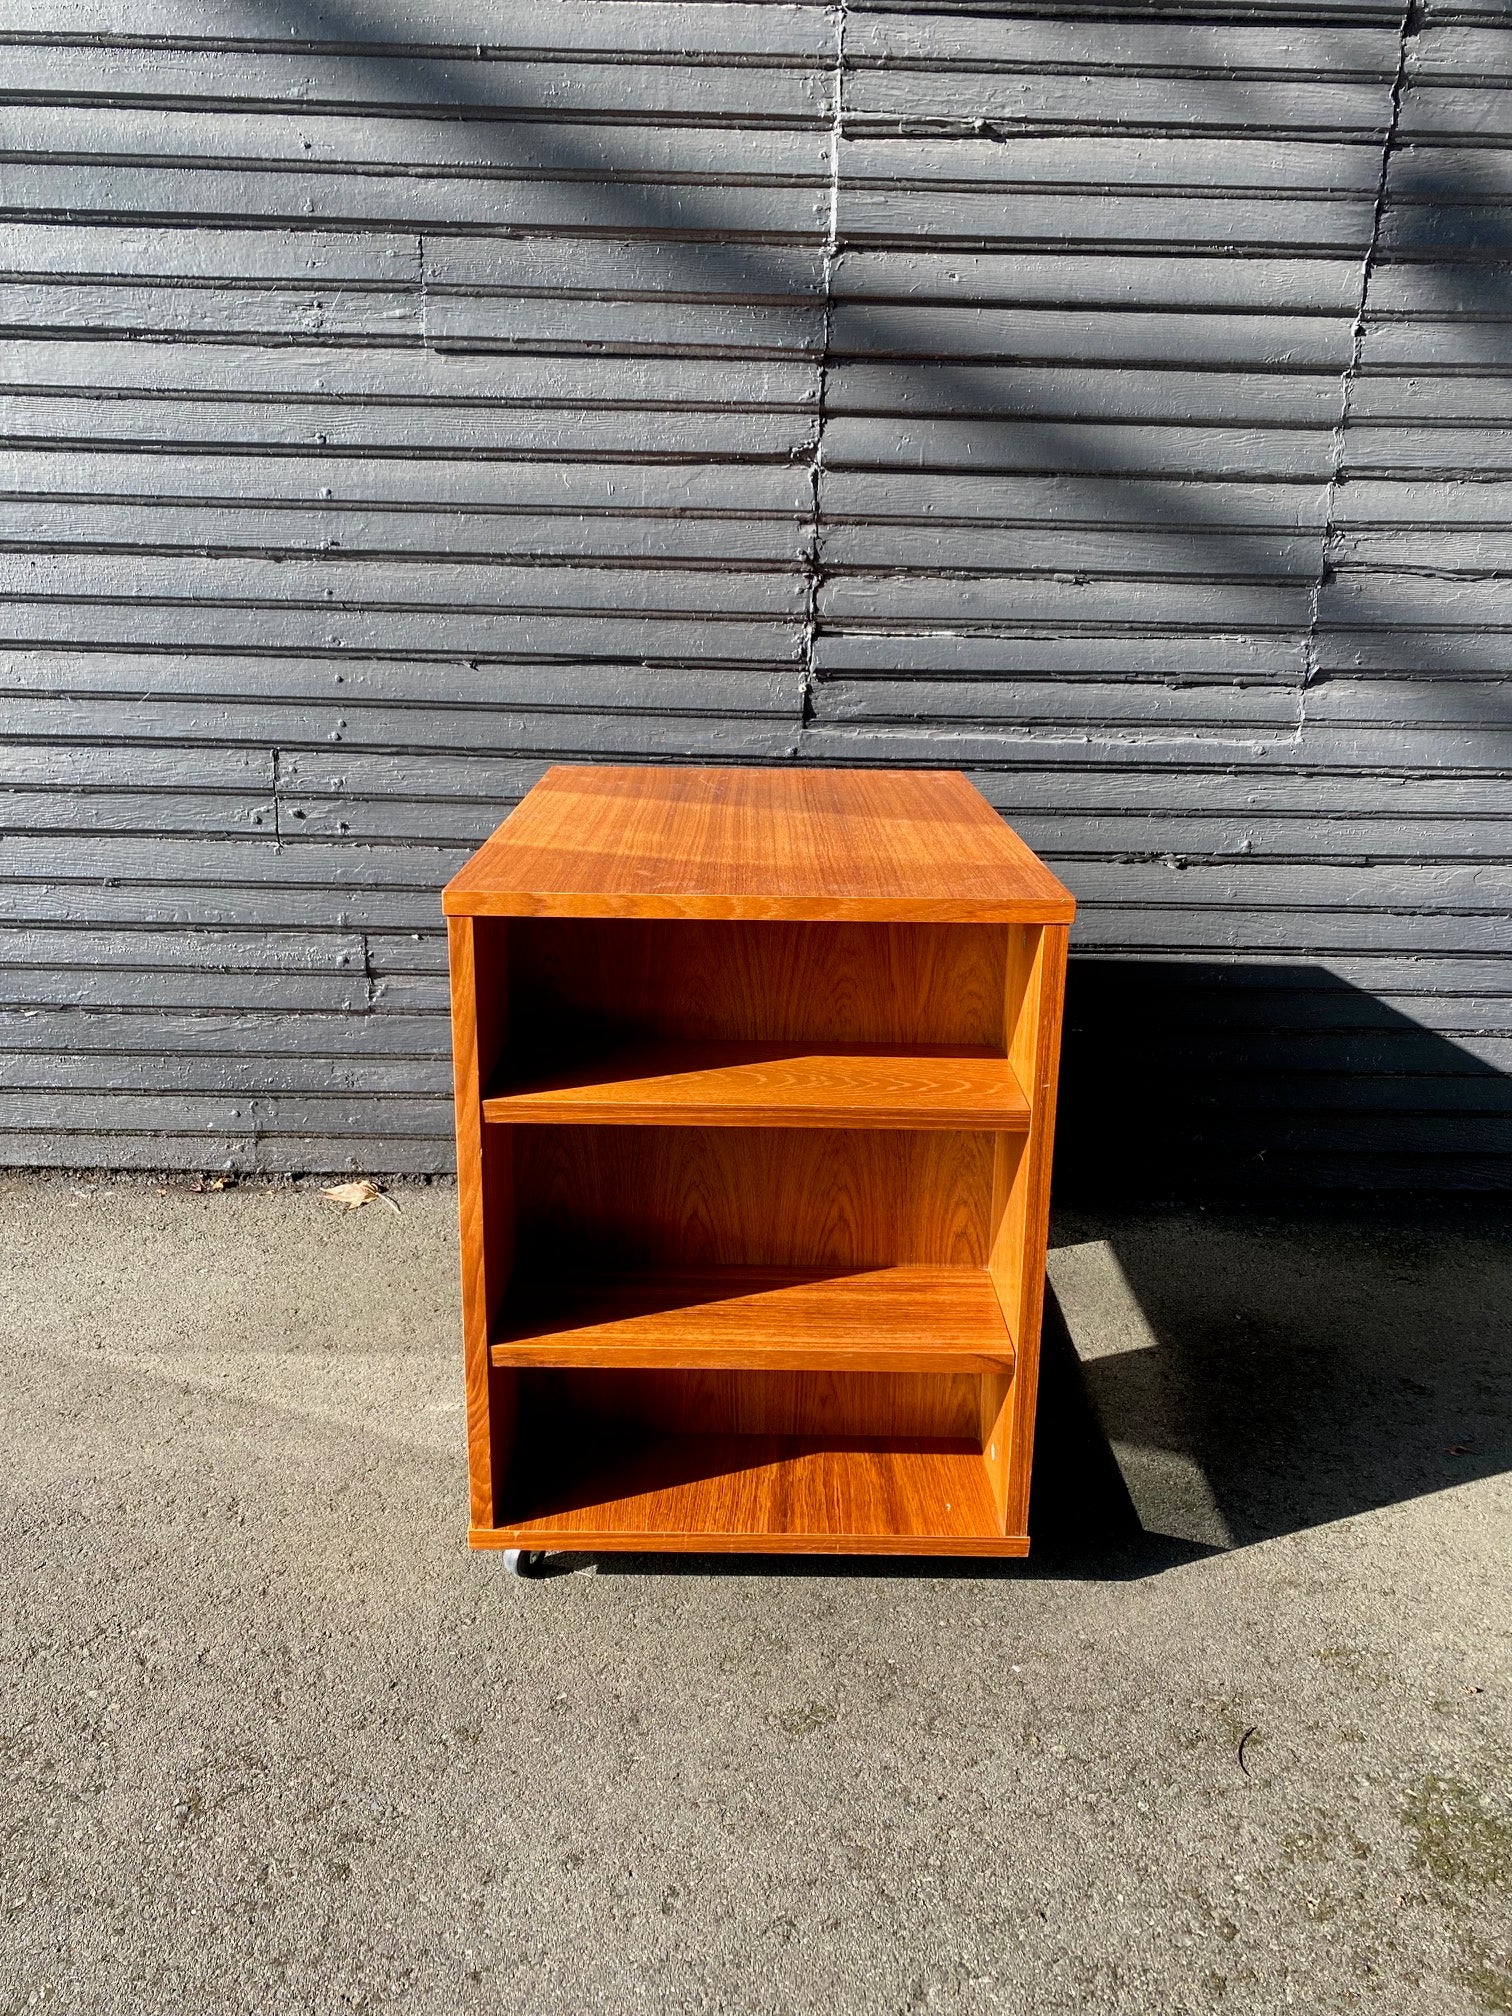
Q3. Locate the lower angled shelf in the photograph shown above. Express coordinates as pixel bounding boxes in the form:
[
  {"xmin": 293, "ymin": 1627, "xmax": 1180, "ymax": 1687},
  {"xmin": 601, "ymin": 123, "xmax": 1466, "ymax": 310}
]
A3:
[
  {"xmin": 478, "ymin": 1431, "xmax": 1027, "ymax": 1557},
  {"xmin": 491, "ymin": 1264, "xmax": 1016, "ymax": 1372}
]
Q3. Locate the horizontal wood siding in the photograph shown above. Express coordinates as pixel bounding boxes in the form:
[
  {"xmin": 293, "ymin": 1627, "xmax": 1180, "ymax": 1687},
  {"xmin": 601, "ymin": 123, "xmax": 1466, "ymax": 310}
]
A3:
[{"xmin": 0, "ymin": 0, "xmax": 1505, "ymax": 1191}]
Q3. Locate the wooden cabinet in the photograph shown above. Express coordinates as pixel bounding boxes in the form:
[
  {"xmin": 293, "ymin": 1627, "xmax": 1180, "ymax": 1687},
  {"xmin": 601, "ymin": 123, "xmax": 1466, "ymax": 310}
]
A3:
[{"xmin": 443, "ymin": 766, "xmax": 1074, "ymax": 1558}]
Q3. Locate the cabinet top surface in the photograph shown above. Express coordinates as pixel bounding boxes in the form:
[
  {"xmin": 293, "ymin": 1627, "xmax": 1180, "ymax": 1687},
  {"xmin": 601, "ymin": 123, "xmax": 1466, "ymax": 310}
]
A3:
[{"xmin": 443, "ymin": 765, "xmax": 1075, "ymax": 922}]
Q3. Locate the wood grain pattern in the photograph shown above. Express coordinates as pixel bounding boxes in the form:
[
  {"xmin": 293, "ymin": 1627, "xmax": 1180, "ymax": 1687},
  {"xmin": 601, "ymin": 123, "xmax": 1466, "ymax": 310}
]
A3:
[
  {"xmin": 537, "ymin": 1368, "xmax": 984, "ymax": 1440},
  {"xmin": 447, "ymin": 766, "xmax": 1068, "ymax": 1559},
  {"xmin": 489, "ymin": 1263, "xmax": 1016, "ymax": 1371},
  {"xmin": 988, "ymin": 923, "xmax": 1071, "ymax": 1536},
  {"xmin": 979, "ymin": 1357, "xmax": 1015, "ymax": 1536},
  {"xmin": 483, "ymin": 1431, "xmax": 1028, "ymax": 1556},
  {"xmin": 448, "ymin": 915, "xmax": 514, "ymax": 1529},
  {"xmin": 442, "ymin": 766, "xmax": 1076, "ymax": 922},
  {"xmin": 514, "ymin": 1125, "xmax": 996, "ymax": 1270},
  {"xmin": 509, "ymin": 918, "xmax": 1009, "ymax": 1048},
  {"xmin": 483, "ymin": 1041, "xmax": 1031, "ymax": 1130}
]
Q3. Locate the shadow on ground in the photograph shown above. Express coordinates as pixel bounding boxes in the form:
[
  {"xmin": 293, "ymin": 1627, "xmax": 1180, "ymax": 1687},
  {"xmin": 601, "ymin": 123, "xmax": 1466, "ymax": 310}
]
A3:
[
  {"xmin": 1040, "ymin": 957, "xmax": 1511, "ymax": 1551},
  {"xmin": 1056, "ymin": 1200, "xmax": 1512, "ymax": 1557},
  {"xmin": 577, "ymin": 1195, "xmax": 1511, "ymax": 1584},
  {"xmin": 573, "ymin": 1292, "xmax": 1180, "ymax": 1584}
]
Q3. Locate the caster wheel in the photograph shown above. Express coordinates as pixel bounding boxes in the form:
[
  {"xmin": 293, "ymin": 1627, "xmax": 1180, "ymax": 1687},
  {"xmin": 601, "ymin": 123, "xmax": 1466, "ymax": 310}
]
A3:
[{"xmin": 504, "ymin": 1548, "xmax": 535, "ymax": 1578}]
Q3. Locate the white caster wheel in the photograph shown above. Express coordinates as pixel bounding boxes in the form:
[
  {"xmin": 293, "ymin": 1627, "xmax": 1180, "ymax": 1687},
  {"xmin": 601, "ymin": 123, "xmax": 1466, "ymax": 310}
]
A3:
[{"xmin": 504, "ymin": 1548, "xmax": 534, "ymax": 1577}]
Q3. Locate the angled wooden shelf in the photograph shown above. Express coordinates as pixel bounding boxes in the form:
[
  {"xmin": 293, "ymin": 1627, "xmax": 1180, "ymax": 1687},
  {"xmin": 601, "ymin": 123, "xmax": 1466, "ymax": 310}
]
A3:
[
  {"xmin": 490, "ymin": 1264, "xmax": 1017, "ymax": 1371},
  {"xmin": 445, "ymin": 765, "xmax": 1073, "ymax": 1561},
  {"xmin": 482, "ymin": 1042, "xmax": 1031, "ymax": 1131},
  {"xmin": 476, "ymin": 1432, "xmax": 1027, "ymax": 1558}
]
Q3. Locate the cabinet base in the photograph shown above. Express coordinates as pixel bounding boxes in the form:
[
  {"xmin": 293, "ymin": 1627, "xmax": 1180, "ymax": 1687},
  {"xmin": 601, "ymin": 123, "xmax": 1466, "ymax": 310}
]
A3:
[{"xmin": 473, "ymin": 1430, "xmax": 1029, "ymax": 1558}]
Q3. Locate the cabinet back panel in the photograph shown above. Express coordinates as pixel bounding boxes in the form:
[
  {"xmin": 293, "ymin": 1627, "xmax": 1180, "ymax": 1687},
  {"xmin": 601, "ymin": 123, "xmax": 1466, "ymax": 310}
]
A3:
[
  {"xmin": 525, "ymin": 1368, "xmax": 983, "ymax": 1441},
  {"xmin": 514, "ymin": 1125, "xmax": 994, "ymax": 1269},
  {"xmin": 509, "ymin": 920, "xmax": 1008, "ymax": 1048}
]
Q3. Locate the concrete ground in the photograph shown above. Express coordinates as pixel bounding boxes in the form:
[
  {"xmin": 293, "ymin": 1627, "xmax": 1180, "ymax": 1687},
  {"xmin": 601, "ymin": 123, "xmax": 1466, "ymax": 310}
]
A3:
[{"xmin": 0, "ymin": 1175, "xmax": 1508, "ymax": 2016}]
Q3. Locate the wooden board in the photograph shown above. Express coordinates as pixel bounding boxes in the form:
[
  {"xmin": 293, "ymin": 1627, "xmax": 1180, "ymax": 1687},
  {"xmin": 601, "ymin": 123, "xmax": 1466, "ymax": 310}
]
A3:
[
  {"xmin": 513, "ymin": 1125, "xmax": 996, "ymax": 1270},
  {"xmin": 483, "ymin": 1042, "xmax": 1031, "ymax": 1129},
  {"xmin": 490, "ymin": 1263, "xmax": 1017, "ymax": 1370},
  {"xmin": 442, "ymin": 767, "xmax": 1076, "ymax": 923},
  {"xmin": 448, "ymin": 915, "xmax": 515, "ymax": 1529},
  {"xmin": 540, "ymin": 1366, "xmax": 984, "ymax": 1439},
  {"xmin": 483, "ymin": 1431, "xmax": 1027, "ymax": 1556},
  {"xmin": 507, "ymin": 919, "xmax": 1011, "ymax": 1049}
]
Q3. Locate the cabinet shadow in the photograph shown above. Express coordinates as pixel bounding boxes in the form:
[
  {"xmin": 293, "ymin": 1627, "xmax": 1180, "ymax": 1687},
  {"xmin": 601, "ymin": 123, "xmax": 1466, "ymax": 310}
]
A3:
[{"xmin": 1045, "ymin": 956, "xmax": 1511, "ymax": 1556}]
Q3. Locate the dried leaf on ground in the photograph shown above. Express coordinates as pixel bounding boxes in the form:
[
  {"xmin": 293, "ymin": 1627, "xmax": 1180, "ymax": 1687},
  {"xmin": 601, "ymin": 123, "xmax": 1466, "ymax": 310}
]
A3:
[{"xmin": 320, "ymin": 1179, "xmax": 401, "ymax": 1215}]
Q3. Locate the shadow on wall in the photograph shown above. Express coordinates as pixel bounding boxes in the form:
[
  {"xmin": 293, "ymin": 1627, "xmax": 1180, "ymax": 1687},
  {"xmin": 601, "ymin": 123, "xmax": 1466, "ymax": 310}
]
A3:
[
  {"xmin": 1055, "ymin": 960, "xmax": 1512, "ymax": 1200},
  {"xmin": 228, "ymin": 0, "xmax": 1512, "ymax": 742}
]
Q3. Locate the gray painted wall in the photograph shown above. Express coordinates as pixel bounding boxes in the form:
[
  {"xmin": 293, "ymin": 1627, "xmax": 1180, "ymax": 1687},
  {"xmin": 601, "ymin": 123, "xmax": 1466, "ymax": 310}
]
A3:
[{"xmin": 1, "ymin": 0, "xmax": 1507, "ymax": 1192}]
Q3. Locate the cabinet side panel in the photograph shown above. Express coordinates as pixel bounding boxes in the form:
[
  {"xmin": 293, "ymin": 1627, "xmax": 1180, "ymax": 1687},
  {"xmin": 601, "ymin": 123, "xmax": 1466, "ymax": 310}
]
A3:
[
  {"xmin": 987, "ymin": 924, "xmax": 1070, "ymax": 1535},
  {"xmin": 449, "ymin": 916, "xmax": 516, "ymax": 1531},
  {"xmin": 979, "ymin": 1369, "xmax": 1014, "ymax": 1525}
]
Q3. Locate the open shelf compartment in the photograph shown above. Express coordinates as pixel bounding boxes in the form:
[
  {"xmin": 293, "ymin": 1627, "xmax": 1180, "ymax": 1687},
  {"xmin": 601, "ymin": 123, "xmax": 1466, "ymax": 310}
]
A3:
[
  {"xmin": 476, "ymin": 1369, "xmax": 1026, "ymax": 1557},
  {"xmin": 471, "ymin": 1107, "xmax": 1027, "ymax": 1551},
  {"xmin": 481, "ymin": 1435, "xmax": 1023, "ymax": 1557},
  {"xmin": 489, "ymin": 916, "xmax": 1025, "ymax": 1134}
]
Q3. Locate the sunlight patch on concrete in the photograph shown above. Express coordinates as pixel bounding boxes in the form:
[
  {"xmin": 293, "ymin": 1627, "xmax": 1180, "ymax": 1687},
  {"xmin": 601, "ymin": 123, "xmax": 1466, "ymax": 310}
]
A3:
[{"xmin": 1048, "ymin": 1238, "xmax": 1234, "ymax": 1550}]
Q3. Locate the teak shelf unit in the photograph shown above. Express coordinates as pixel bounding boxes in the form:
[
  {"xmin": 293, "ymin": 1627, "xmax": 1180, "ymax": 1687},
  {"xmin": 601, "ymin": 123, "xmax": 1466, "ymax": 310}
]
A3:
[{"xmin": 443, "ymin": 765, "xmax": 1074, "ymax": 1559}]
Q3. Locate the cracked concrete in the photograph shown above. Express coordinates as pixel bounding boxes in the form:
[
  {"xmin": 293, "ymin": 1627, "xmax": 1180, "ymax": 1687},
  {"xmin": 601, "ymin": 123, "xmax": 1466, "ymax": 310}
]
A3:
[{"xmin": 0, "ymin": 1175, "xmax": 1508, "ymax": 2015}]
